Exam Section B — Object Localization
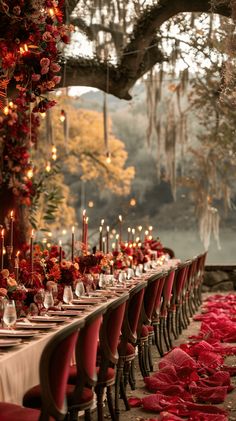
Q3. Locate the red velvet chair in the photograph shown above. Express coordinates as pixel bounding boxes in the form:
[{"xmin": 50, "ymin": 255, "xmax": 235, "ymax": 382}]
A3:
[
  {"xmin": 137, "ymin": 272, "xmax": 164, "ymax": 375},
  {"xmin": 159, "ymin": 267, "xmax": 176, "ymax": 351},
  {"xmin": 23, "ymin": 307, "xmax": 105, "ymax": 421},
  {"xmin": 170, "ymin": 261, "xmax": 190, "ymax": 338},
  {"xmin": 67, "ymin": 293, "xmax": 129, "ymax": 421},
  {"xmin": 152, "ymin": 271, "xmax": 168, "ymax": 357},
  {"xmin": 116, "ymin": 281, "xmax": 146, "ymax": 418},
  {"xmin": 95, "ymin": 293, "xmax": 129, "ymax": 421},
  {"xmin": 0, "ymin": 318, "xmax": 84, "ymax": 421}
]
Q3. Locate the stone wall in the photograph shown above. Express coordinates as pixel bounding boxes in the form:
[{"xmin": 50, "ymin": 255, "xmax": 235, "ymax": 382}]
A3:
[{"xmin": 203, "ymin": 266, "xmax": 236, "ymax": 292}]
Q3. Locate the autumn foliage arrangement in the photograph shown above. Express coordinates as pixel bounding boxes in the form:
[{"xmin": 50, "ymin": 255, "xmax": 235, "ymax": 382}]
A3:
[{"xmin": 0, "ymin": 0, "xmax": 72, "ymax": 204}]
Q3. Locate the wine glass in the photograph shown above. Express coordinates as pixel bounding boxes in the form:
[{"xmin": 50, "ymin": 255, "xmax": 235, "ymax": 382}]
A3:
[
  {"xmin": 34, "ymin": 289, "xmax": 45, "ymax": 313},
  {"xmin": 63, "ymin": 286, "xmax": 73, "ymax": 304},
  {"xmin": 126, "ymin": 268, "xmax": 134, "ymax": 280},
  {"xmin": 75, "ymin": 281, "xmax": 85, "ymax": 298},
  {"xmin": 118, "ymin": 271, "xmax": 127, "ymax": 286},
  {"xmin": 43, "ymin": 291, "xmax": 54, "ymax": 310},
  {"xmin": 3, "ymin": 300, "xmax": 17, "ymax": 329}
]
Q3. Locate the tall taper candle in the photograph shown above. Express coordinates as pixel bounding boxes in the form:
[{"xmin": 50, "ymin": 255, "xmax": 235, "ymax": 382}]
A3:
[
  {"xmin": 59, "ymin": 240, "xmax": 62, "ymax": 263},
  {"xmin": 131, "ymin": 228, "xmax": 135, "ymax": 243},
  {"xmin": 30, "ymin": 229, "xmax": 34, "ymax": 280},
  {"xmin": 118, "ymin": 215, "xmax": 122, "ymax": 242},
  {"xmin": 99, "ymin": 226, "xmax": 103, "ymax": 251},
  {"xmin": 10, "ymin": 210, "xmax": 14, "ymax": 249},
  {"xmin": 82, "ymin": 209, "xmax": 86, "ymax": 243},
  {"xmin": 106, "ymin": 226, "xmax": 110, "ymax": 253},
  {"xmin": 85, "ymin": 217, "xmax": 88, "ymax": 252},
  {"xmin": 127, "ymin": 227, "xmax": 131, "ymax": 243},
  {"xmin": 1, "ymin": 229, "xmax": 4, "ymax": 270},
  {"xmin": 71, "ymin": 226, "xmax": 75, "ymax": 262}
]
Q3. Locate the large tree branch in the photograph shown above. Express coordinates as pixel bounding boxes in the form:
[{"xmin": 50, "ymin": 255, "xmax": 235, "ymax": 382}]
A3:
[{"xmin": 62, "ymin": 0, "xmax": 232, "ymax": 99}]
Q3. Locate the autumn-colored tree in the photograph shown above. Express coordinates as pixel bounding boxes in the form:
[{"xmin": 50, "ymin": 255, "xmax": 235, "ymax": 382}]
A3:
[{"xmin": 30, "ymin": 98, "xmax": 135, "ymax": 231}]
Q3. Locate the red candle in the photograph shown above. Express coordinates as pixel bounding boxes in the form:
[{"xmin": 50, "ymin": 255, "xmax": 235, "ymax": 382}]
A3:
[
  {"xmin": 59, "ymin": 240, "xmax": 62, "ymax": 263},
  {"xmin": 82, "ymin": 209, "xmax": 86, "ymax": 243},
  {"xmin": 71, "ymin": 226, "xmax": 75, "ymax": 262},
  {"xmin": 10, "ymin": 210, "xmax": 14, "ymax": 249},
  {"xmin": 30, "ymin": 229, "xmax": 34, "ymax": 280},
  {"xmin": 85, "ymin": 217, "xmax": 88, "ymax": 252},
  {"xmin": 1, "ymin": 229, "xmax": 4, "ymax": 270},
  {"xmin": 118, "ymin": 215, "xmax": 122, "ymax": 242}
]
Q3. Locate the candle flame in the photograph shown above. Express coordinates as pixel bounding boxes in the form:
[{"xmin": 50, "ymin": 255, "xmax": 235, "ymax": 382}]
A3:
[
  {"xmin": 72, "ymin": 226, "xmax": 75, "ymax": 234},
  {"xmin": 128, "ymin": 227, "xmax": 131, "ymax": 232},
  {"xmin": 138, "ymin": 225, "xmax": 142, "ymax": 231},
  {"xmin": 85, "ymin": 217, "xmax": 89, "ymax": 223},
  {"xmin": 31, "ymin": 229, "xmax": 34, "ymax": 237},
  {"xmin": 116, "ymin": 234, "xmax": 119, "ymax": 239},
  {"xmin": 59, "ymin": 240, "xmax": 62, "ymax": 246},
  {"xmin": 99, "ymin": 226, "xmax": 102, "ymax": 232},
  {"xmin": 145, "ymin": 230, "xmax": 149, "ymax": 235},
  {"xmin": 106, "ymin": 226, "xmax": 109, "ymax": 232},
  {"xmin": 118, "ymin": 215, "xmax": 122, "ymax": 222},
  {"xmin": 10, "ymin": 210, "xmax": 14, "ymax": 218},
  {"xmin": 132, "ymin": 228, "xmax": 135, "ymax": 234},
  {"xmin": 1, "ymin": 229, "xmax": 4, "ymax": 237},
  {"xmin": 149, "ymin": 226, "xmax": 153, "ymax": 231},
  {"xmin": 101, "ymin": 219, "xmax": 104, "ymax": 226},
  {"xmin": 16, "ymin": 250, "xmax": 20, "ymax": 257},
  {"xmin": 82, "ymin": 209, "xmax": 86, "ymax": 217}
]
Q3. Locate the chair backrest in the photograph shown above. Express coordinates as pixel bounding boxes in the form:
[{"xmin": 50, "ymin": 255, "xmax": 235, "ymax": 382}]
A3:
[
  {"xmin": 39, "ymin": 318, "xmax": 85, "ymax": 421},
  {"xmin": 121, "ymin": 281, "xmax": 146, "ymax": 344},
  {"xmin": 174, "ymin": 261, "xmax": 191, "ymax": 301},
  {"xmin": 154, "ymin": 272, "xmax": 168, "ymax": 315},
  {"xmin": 162, "ymin": 268, "xmax": 176, "ymax": 306},
  {"xmin": 75, "ymin": 307, "xmax": 105, "ymax": 389},
  {"xmin": 143, "ymin": 273, "xmax": 165, "ymax": 321},
  {"xmin": 99, "ymin": 293, "xmax": 129, "ymax": 366}
]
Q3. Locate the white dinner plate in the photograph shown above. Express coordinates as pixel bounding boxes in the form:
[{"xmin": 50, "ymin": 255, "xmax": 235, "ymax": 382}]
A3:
[
  {"xmin": 48, "ymin": 310, "xmax": 83, "ymax": 317},
  {"xmin": 28, "ymin": 316, "xmax": 69, "ymax": 323},
  {"xmin": 0, "ymin": 329, "xmax": 37, "ymax": 337},
  {"xmin": 0, "ymin": 338, "xmax": 22, "ymax": 347},
  {"xmin": 62, "ymin": 304, "xmax": 91, "ymax": 310},
  {"xmin": 15, "ymin": 322, "xmax": 56, "ymax": 330}
]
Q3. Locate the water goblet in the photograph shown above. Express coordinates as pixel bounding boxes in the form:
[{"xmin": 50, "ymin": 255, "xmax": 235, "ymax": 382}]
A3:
[
  {"xmin": 34, "ymin": 289, "xmax": 45, "ymax": 313},
  {"xmin": 63, "ymin": 286, "xmax": 73, "ymax": 304},
  {"xmin": 126, "ymin": 268, "xmax": 134, "ymax": 280},
  {"xmin": 43, "ymin": 291, "xmax": 54, "ymax": 310},
  {"xmin": 75, "ymin": 281, "xmax": 85, "ymax": 298},
  {"xmin": 3, "ymin": 300, "xmax": 17, "ymax": 329},
  {"xmin": 118, "ymin": 271, "xmax": 127, "ymax": 286}
]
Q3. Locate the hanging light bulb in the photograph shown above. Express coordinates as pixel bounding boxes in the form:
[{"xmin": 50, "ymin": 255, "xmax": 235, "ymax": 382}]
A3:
[
  {"xmin": 48, "ymin": 8, "xmax": 55, "ymax": 17},
  {"xmin": 45, "ymin": 161, "xmax": 51, "ymax": 172},
  {"xmin": 106, "ymin": 151, "xmax": 111, "ymax": 164},
  {"xmin": 27, "ymin": 168, "xmax": 33, "ymax": 179},
  {"xmin": 3, "ymin": 106, "xmax": 9, "ymax": 115},
  {"xmin": 60, "ymin": 109, "xmax": 66, "ymax": 122},
  {"xmin": 51, "ymin": 145, "xmax": 57, "ymax": 161}
]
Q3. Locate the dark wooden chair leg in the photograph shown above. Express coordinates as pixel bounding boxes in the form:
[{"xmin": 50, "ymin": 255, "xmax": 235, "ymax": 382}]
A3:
[
  {"xmin": 95, "ymin": 385, "xmax": 105, "ymax": 421},
  {"xmin": 148, "ymin": 333, "xmax": 154, "ymax": 372},
  {"xmin": 158, "ymin": 317, "xmax": 165, "ymax": 356},
  {"xmin": 166, "ymin": 311, "xmax": 173, "ymax": 349},
  {"xmin": 162, "ymin": 316, "xmax": 170, "ymax": 351},
  {"xmin": 129, "ymin": 359, "xmax": 136, "ymax": 390},
  {"xmin": 107, "ymin": 385, "xmax": 116, "ymax": 421}
]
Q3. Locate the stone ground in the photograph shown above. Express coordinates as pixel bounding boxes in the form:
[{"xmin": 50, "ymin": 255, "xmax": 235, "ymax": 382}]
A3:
[{"xmin": 85, "ymin": 293, "xmax": 236, "ymax": 421}]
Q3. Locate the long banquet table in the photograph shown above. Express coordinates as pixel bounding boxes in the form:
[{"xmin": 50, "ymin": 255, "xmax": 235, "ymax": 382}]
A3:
[{"xmin": 0, "ymin": 259, "xmax": 180, "ymax": 405}]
